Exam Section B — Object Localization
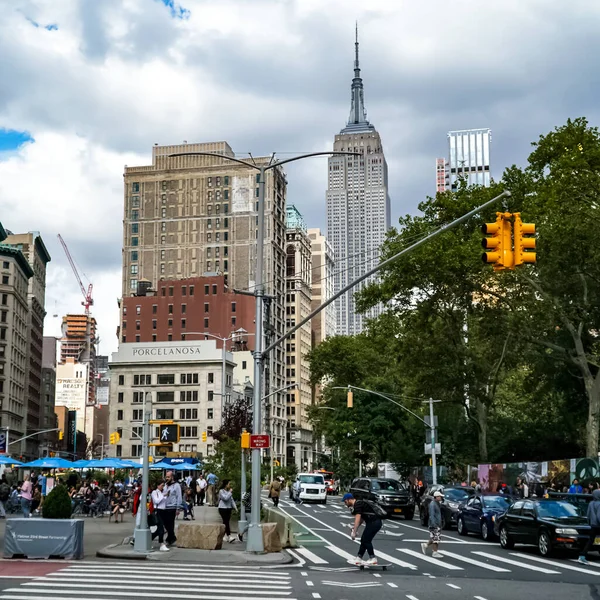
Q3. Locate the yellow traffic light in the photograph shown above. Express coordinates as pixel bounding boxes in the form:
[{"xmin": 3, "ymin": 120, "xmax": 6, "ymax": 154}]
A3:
[
  {"xmin": 482, "ymin": 212, "xmax": 513, "ymax": 271},
  {"xmin": 513, "ymin": 213, "xmax": 536, "ymax": 266},
  {"xmin": 58, "ymin": 430, "xmax": 64, "ymax": 441},
  {"xmin": 241, "ymin": 431, "xmax": 250, "ymax": 449},
  {"xmin": 202, "ymin": 431, "xmax": 207, "ymax": 443},
  {"xmin": 347, "ymin": 389, "xmax": 353, "ymax": 408},
  {"xmin": 109, "ymin": 432, "xmax": 121, "ymax": 445}
]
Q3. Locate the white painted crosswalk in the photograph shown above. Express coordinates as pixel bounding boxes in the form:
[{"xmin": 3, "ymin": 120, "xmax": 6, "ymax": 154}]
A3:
[{"xmin": 0, "ymin": 564, "xmax": 295, "ymax": 600}]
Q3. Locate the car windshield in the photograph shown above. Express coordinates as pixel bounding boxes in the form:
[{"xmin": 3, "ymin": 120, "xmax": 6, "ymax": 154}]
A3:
[
  {"xmin": 482, "ymin": 495, "xmax": 512, "ymax": 509},
  {"xmin": 537, "ymin": 501, "xmax": 585, "ymax": 519},
  {"xmin": 445, "ymin": 488, "xmax": 473, "ymax": 501},
  {"xmin": 371, "ymin": 480, "xmax": 404, "ymax": 491},
  {"xmin": 300, "ymin": 475, "xmax": 324, "ymax": 484}
]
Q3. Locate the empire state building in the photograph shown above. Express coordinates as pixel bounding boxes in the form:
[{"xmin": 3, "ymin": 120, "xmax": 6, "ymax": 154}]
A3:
[{"xmin": 326, "ymin": 29, "xmax": 391, "ymax": 336}]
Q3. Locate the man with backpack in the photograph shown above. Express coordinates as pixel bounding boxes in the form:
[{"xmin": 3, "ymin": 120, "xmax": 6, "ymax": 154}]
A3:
[
  {"xmin": 0, "ymin": 476, "xmax": 9, "ymax": 518},
  {"xmin": 342, "ymin": 492, "xmax": 384, "ymax": 566}
]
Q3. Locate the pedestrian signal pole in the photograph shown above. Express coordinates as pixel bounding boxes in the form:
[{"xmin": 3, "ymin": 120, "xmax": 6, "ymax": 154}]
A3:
[{"xmin": 134, "ymin": 390, "xmax": 152, "ymax": 553}]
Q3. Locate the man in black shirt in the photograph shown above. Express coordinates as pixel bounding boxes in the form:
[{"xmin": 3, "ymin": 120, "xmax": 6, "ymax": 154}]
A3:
[{"xmin": 343, "ymin": 493, "xmax": 382, "ymax": 566}]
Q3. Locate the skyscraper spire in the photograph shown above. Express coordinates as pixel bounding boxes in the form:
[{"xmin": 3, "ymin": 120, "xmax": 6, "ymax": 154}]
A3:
[{"xmin": 342, "ymin": 23, "xmax": 374, "ymax": 133}]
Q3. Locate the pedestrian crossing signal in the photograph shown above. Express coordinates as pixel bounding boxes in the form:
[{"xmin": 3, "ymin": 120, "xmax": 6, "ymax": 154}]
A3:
[
  {"xmin": 158, "ymin": 424, "xmax": 179, "ymax": 443},
  {"xmin": 58, "ymin": 430, "xmax": 64, "ymax": 441},
  {"xmin": 347, "ymin": 389, "xmax": 353, "ymax": 408},
  {"xmin": 241, "ymin": 431, "xmax": 250, "ymax": 449}
]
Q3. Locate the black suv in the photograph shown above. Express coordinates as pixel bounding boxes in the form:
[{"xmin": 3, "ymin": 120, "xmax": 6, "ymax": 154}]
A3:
[
  {"xmin": 350, "ymin": 477, "xmax": 415, "ymax": 519},
  {"xmin": 420, "ymin": 485, "xmax": 475, "ymax": 529}
]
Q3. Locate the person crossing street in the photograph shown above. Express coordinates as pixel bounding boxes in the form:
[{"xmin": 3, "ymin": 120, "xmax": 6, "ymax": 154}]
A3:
[
  {"xmin": 422, "ymin": 490, "xmax": 444, "ymax": 558},
  {"xmin": 342, "ymin": 492, "xmax": 382, "ymax": 566}
]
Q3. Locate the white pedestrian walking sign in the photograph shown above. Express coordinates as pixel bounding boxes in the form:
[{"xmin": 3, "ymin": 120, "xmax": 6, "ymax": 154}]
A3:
[{"xmin": 158, "ymin": 424, "xmax": 179, "ymax": 443}]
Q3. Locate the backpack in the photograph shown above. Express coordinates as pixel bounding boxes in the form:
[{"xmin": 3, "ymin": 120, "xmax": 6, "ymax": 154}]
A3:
[
  {"xmin": 0, "ymin": 483, "xmax": 9, "ymax": 502},
  {"xmin": 363, "ymin": 499, "xmax": 388, "ymax": 520}
]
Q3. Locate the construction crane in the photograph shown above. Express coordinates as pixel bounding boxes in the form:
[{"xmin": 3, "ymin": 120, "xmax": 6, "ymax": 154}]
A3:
[{"xmin": 57, "ymin": 234, "xmax": 94, "ymax": 315}]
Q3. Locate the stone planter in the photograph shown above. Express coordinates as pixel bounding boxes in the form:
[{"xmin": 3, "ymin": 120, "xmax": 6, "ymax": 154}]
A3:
[{"xmin": 4, "ymin": 518, "xmax": 84, "ymax": 559}]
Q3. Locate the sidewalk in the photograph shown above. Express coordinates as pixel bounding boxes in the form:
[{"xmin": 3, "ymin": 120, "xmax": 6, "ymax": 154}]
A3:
[{"xmin": 96, "ymin": 506, "xmax": 292, "ymax": 564}]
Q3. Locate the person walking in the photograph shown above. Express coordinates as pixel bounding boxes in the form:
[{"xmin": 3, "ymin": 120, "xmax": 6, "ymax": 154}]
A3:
[
  {"xmin": 151, "ymin": 480, "xmax": 170, "ymax": 552},
  {"xmin": 218, "ymin": 480, "xmax": 237, "ymax": 543},
  {"xmin": 569, "ymin": 479, "xmax": 583, "ymax": 494},
  {"xmin": 206, "ymin": 472, "xmax": 218, "ymax": 506},
  {"xmin": 269, "ymin": 479, "xmax": 281, "ymax": 508},
  {"xmin": 342, "ymin": 493, "xmax": 382, "ymax": 566},
  {"xmin": 20, "ymin": 475, "xmax": 32, "ymax": 518},
  {"xmin": 579, "ymin": 488, "xmax": 600, "ymax": 564},
  {"xmin": 162, "ymin": 470, "xmax": 182, "ymax": 546},
  {"xmin": 0, "ymin": 476, "xmax": 10, "ymax": 519},
  {"xmin": 293, "ymin": 477, "xmax": 302, "ymax": 504},
  {"xmin": 422, "ymin": 491, "xmax": 444, "ymax": 558},
  {"xmin": 196, "ymin": 474, "xmax": 207, "ymax": 506}
]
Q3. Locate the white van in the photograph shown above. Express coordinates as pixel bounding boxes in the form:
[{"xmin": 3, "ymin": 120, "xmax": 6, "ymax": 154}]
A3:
[{"xmin": 297, "ymin": 473, "xmax": 327, "ymax": 504}]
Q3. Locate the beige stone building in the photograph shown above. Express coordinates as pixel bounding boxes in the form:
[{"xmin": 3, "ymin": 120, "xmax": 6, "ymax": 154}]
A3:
[
  {"xmin": 284, "ymin": 206, "xmax": 313, "ymax": 471},
  {"xmin": 2, "ymin": 229, "xmax": 50, "ymax": 458},
  {"xmin": 121, "ymin": 142, "xmax": 288, "ymax": 461}
]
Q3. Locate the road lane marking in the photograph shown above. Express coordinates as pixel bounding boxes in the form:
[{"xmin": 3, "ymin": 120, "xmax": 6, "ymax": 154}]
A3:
[
  {"xmin": 312, "ymin": 594, "xmax": 321, "ymax": 599},
  {"xmin": 402, "ymin": 539, "xmax": 489, "ymax": 544},
  {"xmin": 396, "ymin": 548, "xmax": 462, "ymax": 570},
  {"xmin": 26, "ymin": 581, "xmax": 289, "ymax": 592},
  {"xmin": 387, "ymin": 582, "xmax": 398, "ymax": 588},
  {"xmin": 51, "ymin": 572, "xmax": 290, "ymax": 582},
  {"xmin": 438, "ymin": 550, "xmax": 510, "ymax": 572},
  {"xmin": 396, "ymin": 521, "xmax": 469, "ymax": 543},
  {"xmin": 407, "ymin": 595, "xmax": 420, "ymax": 600},
  {"xmin": 474, "ymin": 596, "xmax": 488, "ymax": 600},
  {"xmin": 510, "ymin": 553, "xmax": 600, "ymax": 576},
  {"xmin": 61, "ymin": 567, "xmax": 289, "ymax": 579},
  {"xmin": 295, "ymin": 548, "xmax": 328, "ymax": 564},
  {"xmin": 306, "ymin": 581, "xmax": 314, "ymax": 587},
  {"xmin": 5, "ymin": 592, "xmax": 291, "ymax": 600},
  {"xmin": 282, "ymin": 505, "xmax": 417, "ymax": 569},
  {"xmin": 325, "ymin": 545, "xmax": 356, "ymax": 561},
  {"xmin": 472, "ymin": 552, "xmax": 559, "ymax": 574},
  {"xmin": 373, "ymin": 573, "xmax": 381, "ymax": 578},
  {"xmin": 446, "ymin": 584, "xmax": 461, "ymax": 589}
]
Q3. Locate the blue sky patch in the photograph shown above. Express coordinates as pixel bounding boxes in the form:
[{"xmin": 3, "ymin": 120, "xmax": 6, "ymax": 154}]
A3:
[
  {"xmin": 159, "ymin": 0, "xmax": 190, "ymax": 19},
  {"xmin": 0, "ymin": 129, "xmax": 34, "ymax": 152},
  {"xmin": 26, "ymin": 17, "xmax": 59, "ymax": 30}
]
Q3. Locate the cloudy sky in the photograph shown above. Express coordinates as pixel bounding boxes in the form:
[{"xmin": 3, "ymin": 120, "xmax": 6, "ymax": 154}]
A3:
[{"xmin": 1, "ymin": 0, "xmax": 598, "ymax": 355}]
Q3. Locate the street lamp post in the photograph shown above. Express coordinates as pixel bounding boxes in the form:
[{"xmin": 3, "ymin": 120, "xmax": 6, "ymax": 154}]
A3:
[{"xmin": 169, "ymin": 150, "xmax": 360, "ymax": 553}]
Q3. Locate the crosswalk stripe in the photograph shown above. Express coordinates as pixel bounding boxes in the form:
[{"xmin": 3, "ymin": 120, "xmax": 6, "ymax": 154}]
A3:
[
  {"xmin": 1, "ymin": 594, "xmax": 290, "ymax": 600},
  {"xmin": 60, "ymin": 568, "xmax": 289, "ymax": 580},
  {"xmin": 325, "ymin": 545, "xmax": 356, "ymax": 561},
  {"xmin": 33, "ymin": 578, "xmax": 289, "ymax": 591},
  {"xmin": 472, "ymin": 552, "xmax": 559, "ymax": 574},
  {"xmin": 396, "ymin": 548, "xmax": 463, "ymax": 570},
  {"xmin": 438, "ymin": 551, "xmax": 510, "ymax": 572},
  {"xmin": 373, "ymin": 549, "xmax": 417, "ymax": 569},
  {"xmin": 510, "ymin": 553, "xmax": 600, "ymax": 576},
  {"xmin": 295, "ymin": 547, "xmax": 328, "ymax": 564}
]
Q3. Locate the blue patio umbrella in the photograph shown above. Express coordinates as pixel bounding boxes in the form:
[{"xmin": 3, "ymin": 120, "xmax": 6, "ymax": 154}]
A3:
[
  {"xmin": 0, "ymin": 456, "xmax": 22, "ymax": 466},
  {"xmin": 69, "ymin": 459, "xmax": 91, "ymax": 469},
  {"xmin": 115, "ymin": 460, "xmax": 142, "ymax": 469},
  {"xmin": 151, "ymin": 461, "xmax": 201, "ymax": 471},
  {"xmin": 85, "ymin": 458, "xmax": 125, "ymax": 469},
  {"xmin": 22, "ymin": 457, "xmax": 73, "ymax": 469}
]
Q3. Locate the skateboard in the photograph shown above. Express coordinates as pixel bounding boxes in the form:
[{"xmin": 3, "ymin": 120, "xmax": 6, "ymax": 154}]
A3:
[{"xmin": 358, "ymin": 562, "xmax": 392, "ymax": 571}]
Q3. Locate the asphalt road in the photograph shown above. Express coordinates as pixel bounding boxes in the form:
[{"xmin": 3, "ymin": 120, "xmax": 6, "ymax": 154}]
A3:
[{"xmin": 266, "ymin": 493, "xmax": 600, "ymax": 599}]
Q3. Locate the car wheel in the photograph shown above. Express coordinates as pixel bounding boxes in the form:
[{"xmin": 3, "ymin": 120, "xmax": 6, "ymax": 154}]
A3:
[
  {"xmin": 457, "ymin": 517, "xmax": 468, "ymax": 536},
  {"xmin": 405, "ymin": 510, "xmax": 414, "ymax": 521},
  {"xmin": 538, "ymin": 530, "xmax": 552, "ymax": 557},
  {"xmin": 322, "ymin": 498, "xmax": 327, "ymax": 505},
  {"xmin": 441, "ymin": 515, "xmax": 448, "ymax": 530},
  {"xmin": 499, "ymin": 525, "xmax": 514, "ymax": 549},
  {"xmin": 481, "ymin": 521, "xmax": 490, "ymax": 541},
  {"xmin": 420, "ymin": 510, "xmax": 428, "ymax": 527}
]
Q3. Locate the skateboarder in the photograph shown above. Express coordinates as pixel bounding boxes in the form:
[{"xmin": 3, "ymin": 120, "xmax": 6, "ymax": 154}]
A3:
[{"xmin": 342, "ymin": 492, "xmax": 382, "ymax": 566}]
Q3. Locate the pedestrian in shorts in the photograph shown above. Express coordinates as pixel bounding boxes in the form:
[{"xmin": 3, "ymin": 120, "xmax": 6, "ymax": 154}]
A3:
[{"xmin": 422, "ymin": 490, "xmax": 444, "ymax": 558}]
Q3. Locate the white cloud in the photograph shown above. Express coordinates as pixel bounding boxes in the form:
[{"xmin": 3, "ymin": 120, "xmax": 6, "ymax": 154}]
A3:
[{"xmin": 2, "ymin": 0, "xmax": 600, "ymax": 355}]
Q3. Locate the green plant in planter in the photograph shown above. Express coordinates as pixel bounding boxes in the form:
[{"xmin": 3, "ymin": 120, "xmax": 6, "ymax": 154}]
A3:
[{"xmin": 42, "ymin": 484, "xmax": 72, "ymax": 519}]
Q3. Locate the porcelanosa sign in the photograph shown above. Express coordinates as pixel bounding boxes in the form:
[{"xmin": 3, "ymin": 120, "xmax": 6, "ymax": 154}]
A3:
[{"xmin": 115, "ymin": 342, "xmax": 222, "ymax": 364}]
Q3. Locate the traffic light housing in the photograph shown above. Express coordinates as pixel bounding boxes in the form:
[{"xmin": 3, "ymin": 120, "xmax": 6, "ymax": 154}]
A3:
[
  {"xmin": 241, "ymin": 431, "xmax": 250, "ymax": 449},
  {"xmin": 482, "ymin": 212, "xmax": 514, "ymax": 271},
  {"xmin": 347, "ymin": 388, "xmax": 353, "ymax": 408},
  {"xmin": 202, "ymin": 431, "xmax": 207, "ymax": 443},
  {"xmin": 58, "ymin": 430, "xmax": 64, "ymax": 441},
  {"xmin": 158, "ymin": 424, "xmax": 180, "ymax": 443},
  {"xmin": 109, "ymin": 431, "xmax": 121, "ymax": 445},
  {"xmin": 513, "ymin": 213, "xmax": 536, "ymax": 266}
]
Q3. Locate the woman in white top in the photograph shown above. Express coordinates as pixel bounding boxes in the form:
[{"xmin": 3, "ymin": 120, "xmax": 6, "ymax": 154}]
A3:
[
  {"xmin": 218, "ymin": 480, "xmax": 237, "ymax": 543},
  {"xmin": 151, "ymin": 481, "xmax": 169, "ymax": 552}
]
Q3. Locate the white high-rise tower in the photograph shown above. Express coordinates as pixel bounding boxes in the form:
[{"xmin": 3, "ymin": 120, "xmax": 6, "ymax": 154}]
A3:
[{"xmin": 326, "ymin": 27, "xmax": 390, "ymax": 336}]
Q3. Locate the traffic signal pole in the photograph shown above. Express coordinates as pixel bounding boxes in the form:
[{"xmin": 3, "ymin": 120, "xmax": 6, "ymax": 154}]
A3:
[{"xmin": 133, "ymin": 390, "xmax": 152, "ymax": 553}]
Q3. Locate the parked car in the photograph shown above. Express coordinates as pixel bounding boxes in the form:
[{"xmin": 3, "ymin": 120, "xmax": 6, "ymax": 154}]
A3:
[
  {"xmin": 457, "ymin": 494, "xmax": 512, "ymax": 540},
  {"xmin": 350, "ymin": 477, "xmax": 415, "ymax": 519},
  {"xmin": 496, "ymin": 498, "xmax": 596, "ymax": 557},
  {"xmin": 420, "ymin": 485, "xmax": 475, "ymax": 529}
]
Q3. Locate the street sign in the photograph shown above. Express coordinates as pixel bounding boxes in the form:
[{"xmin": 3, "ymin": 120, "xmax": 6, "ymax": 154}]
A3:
[
  {"xmin": 424, "ymin": 443, "xmax": 441, "ymax": 455},
  {"xmin": 158, "ymin": 424, "xmax": 180, "ymax": 443},
  {"xmin": 424, "ymin": 416, "xmax": 438, "ymax": 427},
  {"xmin": 250, "ymin": 434, "xmax": 270, "ymax": 449},
  {"xmin": 0, "ymin": 430, "xmax": 7, "ymax": 454}
]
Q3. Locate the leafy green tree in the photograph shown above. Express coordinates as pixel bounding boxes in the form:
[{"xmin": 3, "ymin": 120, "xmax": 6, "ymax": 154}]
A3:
[{"xmin": 42, "ymin": 484, "xmax": 72, "ymax": 519}]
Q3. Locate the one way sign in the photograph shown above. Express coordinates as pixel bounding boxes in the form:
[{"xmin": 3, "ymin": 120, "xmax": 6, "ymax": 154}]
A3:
[{"xmin": 159, "ymin": 424, "xmax": 180, "ymax": 443}]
